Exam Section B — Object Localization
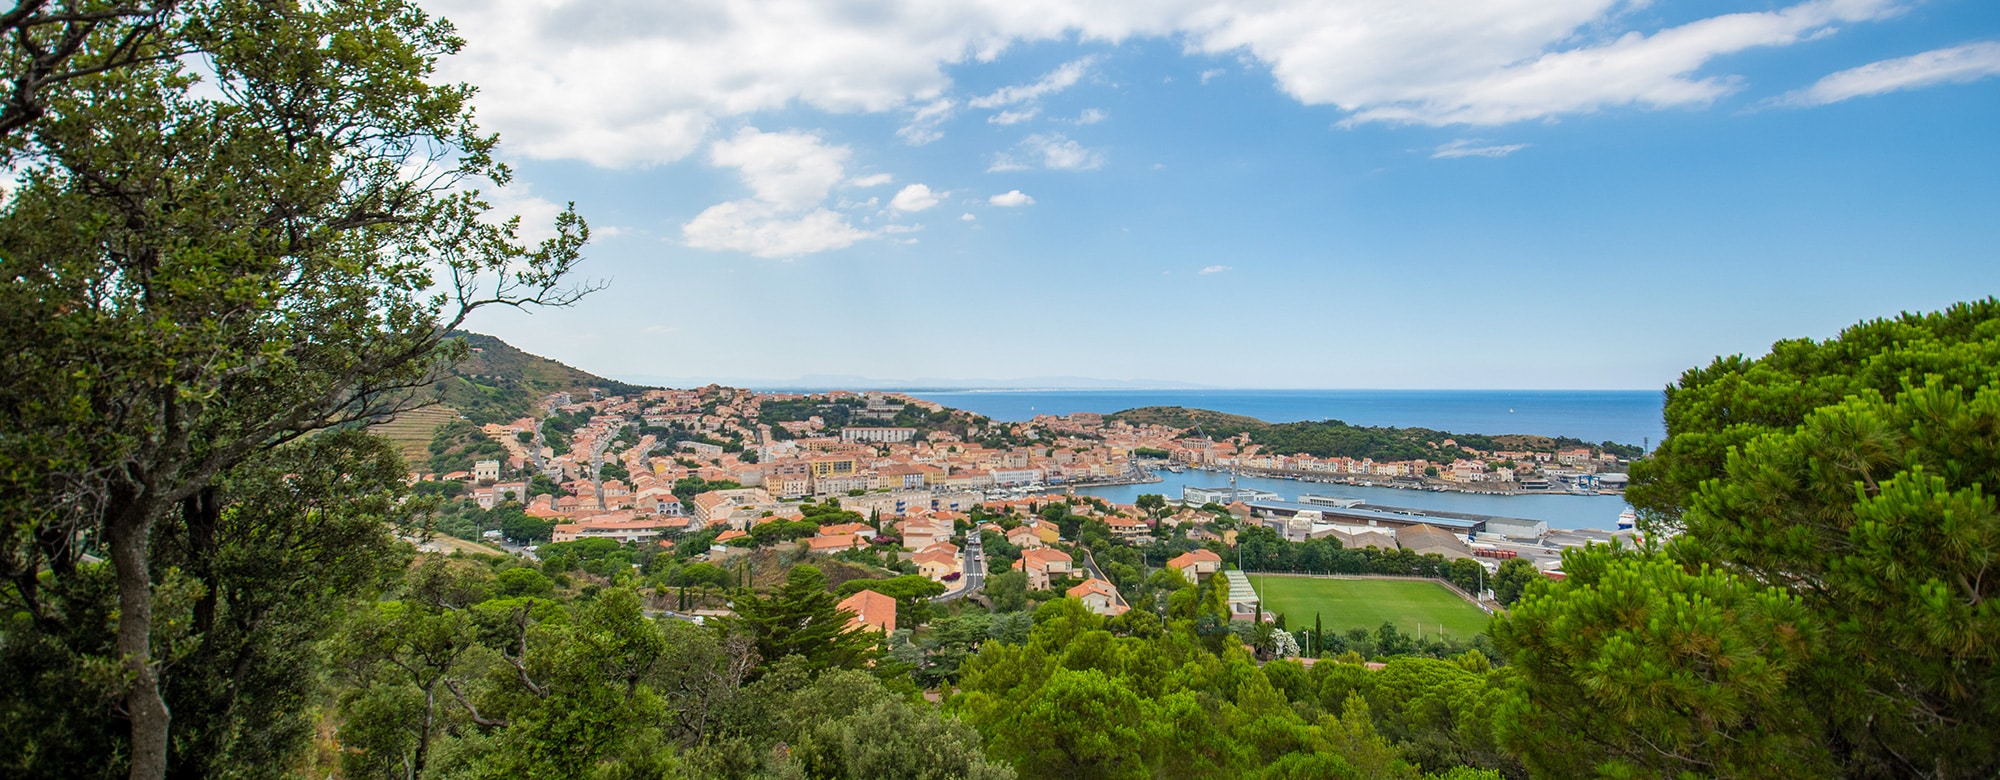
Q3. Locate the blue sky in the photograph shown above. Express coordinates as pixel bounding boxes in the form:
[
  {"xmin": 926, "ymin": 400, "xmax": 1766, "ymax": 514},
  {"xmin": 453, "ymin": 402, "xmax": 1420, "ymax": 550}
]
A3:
[{"xmin": 429, "ymin": 0, "xmax": 2000, "ymax": 389}]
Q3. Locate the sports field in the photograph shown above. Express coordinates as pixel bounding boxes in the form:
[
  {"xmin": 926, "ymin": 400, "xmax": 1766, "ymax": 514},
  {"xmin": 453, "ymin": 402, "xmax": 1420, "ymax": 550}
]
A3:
[{"xmin": 1246, "ymin": 575, "xmax": 1492, "ymax": 639}]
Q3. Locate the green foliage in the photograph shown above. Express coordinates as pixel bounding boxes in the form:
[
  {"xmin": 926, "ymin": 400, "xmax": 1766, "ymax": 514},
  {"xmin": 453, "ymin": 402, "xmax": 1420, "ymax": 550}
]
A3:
[
  {"xmin": 1490, "ymin": 558, "xmax": 1539, "ymax": 607},
  {"xmin": 953, "ymin": 592, "xmax": 1510, "ymax": 779},
  {"xmin": 428, "ymin": 418, "xmax": 512, "ymax": 475},
  {"xmin": 671, "ymin": 476, "xmax": 743, "ymax": 506},
  {"xmin": 729, "ymin": 565, "xmax": 880, "ymax": 678},
  {"xmin": 1491, "ymin": 544, "xmax": 1831, "ymax": 777},
  {"xmin": 1605, "ymin": 299, "xmax": 2000, "ymax": 775}
]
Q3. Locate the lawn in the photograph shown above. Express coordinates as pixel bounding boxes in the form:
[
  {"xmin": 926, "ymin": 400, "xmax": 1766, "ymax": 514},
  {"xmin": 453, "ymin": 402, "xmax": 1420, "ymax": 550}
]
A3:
[{"xmin": 1246, "ymin": 575, "xmax": 1492, "ymax": 640}]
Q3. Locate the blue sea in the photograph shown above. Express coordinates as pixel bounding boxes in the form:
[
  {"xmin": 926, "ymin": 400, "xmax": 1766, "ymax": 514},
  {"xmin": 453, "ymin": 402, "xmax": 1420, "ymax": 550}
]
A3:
[
  {"xmin": 1065, "ymin": 470, "xmax": 1631, "ymax": 530},
  {"xmin": 905, "ymin": 389, "xmax": 1665, "ymax": 449}
]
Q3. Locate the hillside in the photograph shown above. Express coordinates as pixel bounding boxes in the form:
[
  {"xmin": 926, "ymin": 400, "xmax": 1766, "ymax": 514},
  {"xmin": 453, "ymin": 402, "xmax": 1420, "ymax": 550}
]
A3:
[
  {"xmin": 431, "ymin": 331, "xmax": 652, "ymax": 424},
  {"xmin": 1105, "ymin": 406, "xmax": 1270, "ymax": 434},
  {"xmin": 1110, "ymin": 405, "xmax": 1641, "ymax": 461}
]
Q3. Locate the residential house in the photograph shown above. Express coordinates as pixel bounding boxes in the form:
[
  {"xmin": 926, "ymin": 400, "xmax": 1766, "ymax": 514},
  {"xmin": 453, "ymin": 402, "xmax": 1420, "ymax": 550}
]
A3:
[
  {"xmin": 914, "ymin": 547, "xmax": 960, "ymax": 582},
  {"xmin": 1067, "ymin": 578, "xmax": 1127, "ymax": 616},
  {"xmin": 1014, "ymin": 547, "xmax": 1074, "ymax": 590},
  {"xmin": 837, "ymin": 589, "xmax": 897, "ymax": 634},
  {"xmin": 806, "ymin": 534, "xmax": 867, "ymax": 554},
  {"xmin": 1165, "ymin": 549, "xmax": 1223, "ymax": 583}
]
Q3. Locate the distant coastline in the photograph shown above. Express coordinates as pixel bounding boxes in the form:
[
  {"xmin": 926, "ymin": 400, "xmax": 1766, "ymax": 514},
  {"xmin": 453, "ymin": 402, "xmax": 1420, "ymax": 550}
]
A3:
[{"xmin": 904, "ymin": 388, "xmax": 1666, "ymax": 449}]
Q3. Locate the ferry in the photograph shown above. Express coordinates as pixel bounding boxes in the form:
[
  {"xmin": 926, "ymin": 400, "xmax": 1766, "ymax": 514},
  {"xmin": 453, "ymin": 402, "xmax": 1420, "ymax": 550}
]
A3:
[{"xmin": 1617, "ymin": 509, "xmax": 1637, "ymax": 531}]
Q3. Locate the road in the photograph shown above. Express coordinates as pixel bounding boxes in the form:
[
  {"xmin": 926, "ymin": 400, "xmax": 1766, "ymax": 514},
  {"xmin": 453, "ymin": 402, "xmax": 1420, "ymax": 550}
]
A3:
[{"xmin": 934, "ymin": 528, "xmax": 986, "ymax": 602}]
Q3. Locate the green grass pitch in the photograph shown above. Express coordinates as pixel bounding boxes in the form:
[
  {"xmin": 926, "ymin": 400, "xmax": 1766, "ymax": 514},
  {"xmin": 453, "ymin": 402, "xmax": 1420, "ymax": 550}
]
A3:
[{"xmin": 1246, "ymin": 575, "xmax": 1492, "ymax": 639}]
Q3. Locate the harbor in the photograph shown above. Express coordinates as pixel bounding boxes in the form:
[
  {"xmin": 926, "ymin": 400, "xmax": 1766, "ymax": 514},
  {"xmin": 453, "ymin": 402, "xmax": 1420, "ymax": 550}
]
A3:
[{"xmin": 1066, "ymin": 466, "xmax": 1634, "ymax": 531}]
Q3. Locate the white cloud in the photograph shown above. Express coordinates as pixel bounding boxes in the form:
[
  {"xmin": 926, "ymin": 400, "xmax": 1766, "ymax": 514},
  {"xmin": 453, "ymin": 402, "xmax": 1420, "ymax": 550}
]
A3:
[
  {"xmin": 1331, "ymin": 0, "xmax": 1904, "ymax": 126},
  {"xmin": 990, "ymin": 133, "xmax": 1105, "ymax": 172},
  {"xmin": 1074, "ymin": 108, "xmax": 1108, "ymax": 124},
  {"xmin": 960, "ymin": 213, "xmax": 978, "ymax": 221},
  {"xmin": 1432, "ymin": 139, "xmax": 1530, "ymax": 158},
  {"xmin": 683, "ymin": 202, "xmax": 872, "ymax": 258},
  {"xmin": 1200, "ymin": 68, "xmax": 1226, "ymax": 84},
  {"xmin": 1199, "ymin": 264, "xmax": 1232, "ymax": 275},
  {"xmin": 849, "ymin": 173, "xmax": 895, "ymax": 187},
  {"xmin": 682, "ymin": 127, "xmax": 873, "ymax": 258},
  {"xmin": 989, "ymin": 107, "xmax": 1041, "ymax": 125},
  {"xmin": 881, "ymin": 223, "xmax": 924, "ymax": 234},
  {"xmin": 1774, "ymin": 41, "xmax": 2000, "ymax": 106},
  {"xmin": 989, "ymin": 190, "xmax": 1035, "ymax": 207},
  {"xmin": 429, "ymin": 0, "xmax": 1909, "ymax": 168},
  {"xmin": 889, "ymin": 183, "xmax": 944, "ymax": 212},
  {"xmin": 708, "ymin": 127, "xmax": 850, "ymax": 211},
  {"xmin": 970, "ymin": 56, "xmax": 1098, "ymax": 109},
  {"xmin": 897, "ymin": 98, "xmax": 956, "ymax": 145}
]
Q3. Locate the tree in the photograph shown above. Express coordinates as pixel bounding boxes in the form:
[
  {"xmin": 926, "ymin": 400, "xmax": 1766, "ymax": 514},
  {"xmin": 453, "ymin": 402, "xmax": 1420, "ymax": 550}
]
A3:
[
  {"xmin": 1532, "ymin": 300, "xmax": 2000, "ymax": 776},
  {"xmin": 1490, "ymin": 545, "xmax": 1831, "ymax": 777},
  {"xmin": 0, "ymin": 3, "xmax": 589, "ymax": 774},
  {"xmin": 729, "ymin": 565, "xmax": 878, "ymax": 676},
  {"xmin": 1135, "ymin": 494, "xmax": 1168, "ymax": 518},
  {"xmin": 0, "ymin": 429, "xmax": 416, "ymax": 779},
  {"xmin": 1489, "ymin": 558, "xmax": 1538, "ymax": 607}
]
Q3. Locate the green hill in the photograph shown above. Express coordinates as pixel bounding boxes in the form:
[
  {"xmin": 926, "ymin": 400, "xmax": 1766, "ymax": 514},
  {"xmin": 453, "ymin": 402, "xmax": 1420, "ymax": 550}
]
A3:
[
  {"xmin": 1105, "ymin": 406, "xmax": 1271, "ymax": 434},
  {"xmin": 1110, "ymin": 405, "xmax": 1641, "ymax": 461},
  {"xmin": 430, "ymin": 331, "xmax": 652, "ymax": 425}
]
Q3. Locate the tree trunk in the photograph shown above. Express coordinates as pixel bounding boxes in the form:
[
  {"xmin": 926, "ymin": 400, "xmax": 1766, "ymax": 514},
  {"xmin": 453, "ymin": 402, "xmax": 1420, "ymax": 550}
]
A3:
[{"xmin": 109, "ymin": 504, "xmax": 171, "ymax": 780}]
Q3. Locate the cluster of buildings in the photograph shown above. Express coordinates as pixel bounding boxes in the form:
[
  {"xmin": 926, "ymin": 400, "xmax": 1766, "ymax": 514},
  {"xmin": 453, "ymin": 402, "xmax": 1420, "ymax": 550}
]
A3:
[{"xmin": 409, "ymin": 385, "xmax": 1634, "ymax": 621}]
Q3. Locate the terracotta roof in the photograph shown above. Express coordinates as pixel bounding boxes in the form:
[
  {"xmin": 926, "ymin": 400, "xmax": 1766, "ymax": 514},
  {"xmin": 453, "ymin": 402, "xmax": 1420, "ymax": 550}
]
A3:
[
  {"xmin": 837, "ymin": 589, "xmax": 897, "ymax": 634},
  {"xmin": 1167, "ymin": 549, "xmax": 1222, "ymax": 569}
]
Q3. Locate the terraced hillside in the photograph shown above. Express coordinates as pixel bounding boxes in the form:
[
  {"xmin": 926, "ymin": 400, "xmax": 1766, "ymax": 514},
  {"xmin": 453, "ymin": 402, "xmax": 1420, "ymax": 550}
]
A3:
[{"xmin": 370, "ymin": 406, "xmax": 462, "ymax": 465}]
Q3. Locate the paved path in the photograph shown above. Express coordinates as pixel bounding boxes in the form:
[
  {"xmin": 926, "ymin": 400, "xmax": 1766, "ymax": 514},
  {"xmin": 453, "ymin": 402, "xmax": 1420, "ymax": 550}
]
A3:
[{"xmin": 935, "ymin": 529, "xmax": 986, "ymax": 602}]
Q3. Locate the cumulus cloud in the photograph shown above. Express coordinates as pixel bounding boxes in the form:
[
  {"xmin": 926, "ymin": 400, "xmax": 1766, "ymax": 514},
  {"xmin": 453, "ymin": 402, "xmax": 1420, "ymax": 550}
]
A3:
[
  {"xmin": 848, "ymin": 173, "xmax": 895, "ymax": 187},
  {"xmin": 429, "ymin": 0, "xmax": 1909, "ymax": 168},
  {"xmin": 1432, "ymin": 139, "xmax": 1530, "ymax": 158},
  {"xmin": 961, "ymin": 213, "xmax": 978, "ymax": 221},
  {"xmin": 1773, "ymin": 41, "xmax": 2000, "ymax": 106},
  {"xmin": 682, "ymin": 127, "xmax": 873, "ymax": 258},
  {"xmin": 990, "ymin": 133, "xmax": 1105, "ymax": 171},
  {"xmin": 889, "ymin": 183, "xmax": 944, "ymax": 212},
  {"xmin": 1200, "ymin": 68, "xmax": 1226, "ymax": 84},
  {"xmin": 683, "ymin": 202, "xmax": 873, "ymax": 258},
  {"xmin": 989, "ymin": 190, "xmax": 1035, "ymax": 207},
  {"xmin": 1074, "ymin": 108, "xmax": 1108, "ymax": 124},
  {"xmin": 1199, "ymin": 264, "xmax": 1232, "ymax": 275}
]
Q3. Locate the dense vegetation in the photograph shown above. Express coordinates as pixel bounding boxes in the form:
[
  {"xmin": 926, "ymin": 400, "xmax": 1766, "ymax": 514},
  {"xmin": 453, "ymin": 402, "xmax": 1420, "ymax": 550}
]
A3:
[{"xmin": 1107, "ymin": 407, "xmax": 1642, "ymax": 461}]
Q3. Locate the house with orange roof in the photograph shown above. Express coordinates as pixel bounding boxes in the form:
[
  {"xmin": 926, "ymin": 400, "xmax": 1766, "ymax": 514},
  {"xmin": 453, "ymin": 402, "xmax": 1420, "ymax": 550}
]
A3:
[
  {"xmin": 1067, "ymin": 578, "xmax": 1128, "ymax": 616},
  {"xmin": 817, "ymin": 522, "xmax": 873, "ymax": 537},
  {"xmin": 1014, "ymin": 547, "xmax": 1074, "ymax": 590},
  {"xmin": 807, "ymin": 534, "xmax": 867, "ymax": 554},
  {"xmin": 913, "ymin": 547, "xmax": 961, "ymax": 581},
  {"xmin": 1006, "ymin": 525, "xmax": 1044, "ymax": 549},
  {"xmin": 1165, "ymin": 549, "xmax": 1223, "ymax": 584},
  {"xmin": 837, "ymin": 589, "xmax": 897, "ymax": 634},
  {"xmin": 1103, "ymin": 515, "xmax": 1148, "ymax": 538},
  {"xmin": 899, "ymin": 520, "xmax": 954, "ymax": 551}
]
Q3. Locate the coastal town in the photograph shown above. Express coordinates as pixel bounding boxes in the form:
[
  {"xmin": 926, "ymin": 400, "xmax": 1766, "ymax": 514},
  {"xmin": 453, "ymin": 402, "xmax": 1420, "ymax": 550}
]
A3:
[{"xmin": 415, "ymin": 382, "xmax": 1641, "ymax": 628}]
